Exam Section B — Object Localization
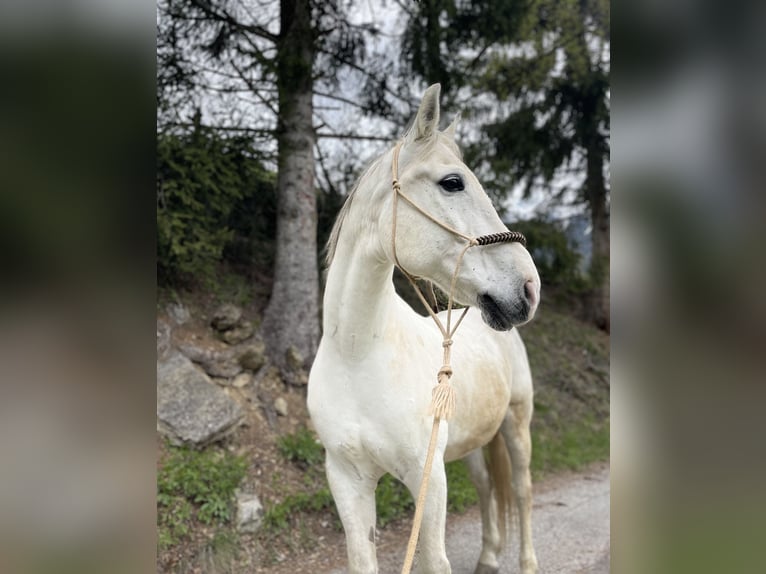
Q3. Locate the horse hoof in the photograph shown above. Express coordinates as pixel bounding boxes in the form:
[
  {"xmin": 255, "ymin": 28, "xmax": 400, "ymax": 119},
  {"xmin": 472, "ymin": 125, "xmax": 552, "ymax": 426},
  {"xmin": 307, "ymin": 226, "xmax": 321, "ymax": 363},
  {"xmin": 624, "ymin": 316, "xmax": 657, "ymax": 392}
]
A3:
[
  {"xmin": 473, "ymin": 563, "xmax": 499, "ymax": 574},
  {"xmin": 521, "ymin": 556, "xmax": 539, "ymax": 574}
]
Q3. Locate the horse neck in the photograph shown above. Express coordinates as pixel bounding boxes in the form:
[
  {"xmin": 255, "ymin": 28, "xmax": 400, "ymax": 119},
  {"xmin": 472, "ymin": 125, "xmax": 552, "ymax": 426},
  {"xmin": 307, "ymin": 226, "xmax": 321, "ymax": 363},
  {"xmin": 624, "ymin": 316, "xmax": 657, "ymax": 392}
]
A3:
[{"xmin": 322, "ymin": 220, "xmax": 399, "ymax": 361}]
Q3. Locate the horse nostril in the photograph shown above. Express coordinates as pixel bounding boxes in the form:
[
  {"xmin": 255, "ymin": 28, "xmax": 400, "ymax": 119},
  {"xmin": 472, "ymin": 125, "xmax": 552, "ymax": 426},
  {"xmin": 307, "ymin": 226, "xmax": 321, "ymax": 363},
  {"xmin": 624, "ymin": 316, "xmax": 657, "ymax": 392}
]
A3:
[{"xmin": 524, "ymin": 280, "xmax": 538, "ymax": 309}]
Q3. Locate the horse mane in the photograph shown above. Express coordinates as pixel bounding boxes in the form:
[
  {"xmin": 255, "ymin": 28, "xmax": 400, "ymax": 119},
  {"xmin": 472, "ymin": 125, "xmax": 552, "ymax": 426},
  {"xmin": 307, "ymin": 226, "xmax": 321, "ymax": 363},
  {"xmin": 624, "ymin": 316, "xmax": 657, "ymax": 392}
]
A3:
[
  {"xmin": 324, "ymin": 187, "xmax": 356, "ymax": 267},
  {"xmin": 324, "ymin": 132, "xmax": 462, "ymax": 268},
  {"xmin": 324, "ymin": 152, "xmax": 386, "ymax": 267}
]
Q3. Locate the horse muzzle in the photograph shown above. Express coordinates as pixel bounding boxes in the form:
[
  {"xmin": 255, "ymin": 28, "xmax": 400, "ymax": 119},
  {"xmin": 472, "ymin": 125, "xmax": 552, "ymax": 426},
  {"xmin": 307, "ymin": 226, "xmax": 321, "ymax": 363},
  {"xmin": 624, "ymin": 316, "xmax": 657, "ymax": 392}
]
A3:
[{"xmin": 478, "ymin": 280, "xmax": 539, "ymax": 331}]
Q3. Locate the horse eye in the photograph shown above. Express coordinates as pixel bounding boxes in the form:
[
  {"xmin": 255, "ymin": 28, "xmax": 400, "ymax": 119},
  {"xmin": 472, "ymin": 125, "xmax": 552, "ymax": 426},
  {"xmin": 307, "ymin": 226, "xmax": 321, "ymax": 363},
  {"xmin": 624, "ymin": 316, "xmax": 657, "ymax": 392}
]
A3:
[{"xmin": 438, "ymin": 175, "xmax": 464, "ymax": 192}]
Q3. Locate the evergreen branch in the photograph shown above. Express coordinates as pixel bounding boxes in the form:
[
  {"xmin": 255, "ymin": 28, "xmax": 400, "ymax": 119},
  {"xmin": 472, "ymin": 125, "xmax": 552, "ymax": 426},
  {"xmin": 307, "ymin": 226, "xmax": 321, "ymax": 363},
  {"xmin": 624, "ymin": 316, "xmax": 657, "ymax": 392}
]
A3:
[
  {"xmin": 159, "ymin": 122, "xmax": 390, "ymax": 143},
  {"xmin": 162, "ymin": 122, "xmax": 276, "ymax": 137},
  {"xmin": 316, "ymin": 132, "xmax": 391, "ymax": 142},
  {"xmin": 231, "ymin": 60, "xmax": 279, "ymax": 116},
  {"xmin": 391, "ymin": 0, "xmax": 416, "ymax": 18},
  {"xmin": 313, "ymin": 90, "xmax": 380, "ymax": 112},
  {"xmin": 188, "ymin": 0, "xmax": 278, "ymax": 44},
  {"xmin": 316, "ymin": 47, "xmax": 411, "ymax": 106}
]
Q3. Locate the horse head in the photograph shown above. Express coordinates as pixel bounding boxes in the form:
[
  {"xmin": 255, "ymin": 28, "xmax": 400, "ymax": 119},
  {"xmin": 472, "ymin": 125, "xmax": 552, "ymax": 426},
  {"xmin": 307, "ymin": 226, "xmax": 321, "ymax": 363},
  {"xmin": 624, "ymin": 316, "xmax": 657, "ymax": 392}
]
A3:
[{"xmin": 382, "ymin": 84, "xmax": 541, "ymax": 330}]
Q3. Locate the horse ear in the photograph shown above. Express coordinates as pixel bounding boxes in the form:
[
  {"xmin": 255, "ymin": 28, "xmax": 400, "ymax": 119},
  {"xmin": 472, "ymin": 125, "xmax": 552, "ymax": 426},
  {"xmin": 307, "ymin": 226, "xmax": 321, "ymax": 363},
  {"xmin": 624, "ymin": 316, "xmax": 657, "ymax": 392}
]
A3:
[
  {"xmin": 407, "ymin": 84, "xmax": 441, "ymax": 142},
  {"xmin": 443, "ymin": 112, "xmax": 461, "ymax": 139}
]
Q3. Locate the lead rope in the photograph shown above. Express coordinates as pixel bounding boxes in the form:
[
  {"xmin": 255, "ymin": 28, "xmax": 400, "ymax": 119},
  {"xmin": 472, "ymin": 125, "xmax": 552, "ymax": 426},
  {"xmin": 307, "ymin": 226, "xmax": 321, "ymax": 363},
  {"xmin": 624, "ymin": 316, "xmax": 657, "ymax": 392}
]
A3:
[{"xmin": 391, "ymin": 142, "xmax": 526, "ymax": 574}]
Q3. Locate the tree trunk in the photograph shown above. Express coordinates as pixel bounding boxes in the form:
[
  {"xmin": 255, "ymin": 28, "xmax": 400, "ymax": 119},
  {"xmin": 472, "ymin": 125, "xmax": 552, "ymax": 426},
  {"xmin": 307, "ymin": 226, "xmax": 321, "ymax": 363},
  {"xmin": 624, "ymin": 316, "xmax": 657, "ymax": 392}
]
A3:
[
  {"xmin": 586, "ymin": 143, "xmax": 610, "ymax": 332},
  {"xmin": 261, "ymin": 0, "xmax": 319, "ymax": 368}
]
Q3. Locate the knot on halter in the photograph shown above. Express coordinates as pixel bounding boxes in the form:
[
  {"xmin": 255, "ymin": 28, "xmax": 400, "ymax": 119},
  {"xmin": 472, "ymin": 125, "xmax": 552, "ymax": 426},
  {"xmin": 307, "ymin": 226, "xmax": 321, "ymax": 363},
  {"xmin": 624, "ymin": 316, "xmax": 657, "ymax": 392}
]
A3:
[
  {"xmin": 392, "ymin": 179, "xmax": 401, "ymax": 192},
  {"xmin": 442, "ymin": 339, "xmax": 453, "ymax": 348},
  {"xmin": 437, "ymin": 365, "xmax": 453, "ymax": 380}
]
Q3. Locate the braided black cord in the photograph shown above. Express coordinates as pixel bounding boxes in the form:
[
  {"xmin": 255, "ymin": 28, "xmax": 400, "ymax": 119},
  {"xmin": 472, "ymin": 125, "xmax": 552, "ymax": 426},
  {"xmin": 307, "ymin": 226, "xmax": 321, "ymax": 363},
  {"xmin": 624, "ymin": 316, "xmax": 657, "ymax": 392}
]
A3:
[{"xmin": 475, "ymin": 230, "xmax": 527, "ymax": 247}]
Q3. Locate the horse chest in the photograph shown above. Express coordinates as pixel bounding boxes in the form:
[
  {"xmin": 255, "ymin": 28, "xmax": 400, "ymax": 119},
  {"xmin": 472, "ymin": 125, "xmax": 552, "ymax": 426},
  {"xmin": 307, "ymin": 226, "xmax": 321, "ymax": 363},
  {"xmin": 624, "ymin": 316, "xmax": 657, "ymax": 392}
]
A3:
[
  {"xmin": 445, "ymin": 364, "xmax": 511, "ymax": 460},
  {"xmin": 309, "ymin": 338, "xmax": 440, "ymax": 457}
]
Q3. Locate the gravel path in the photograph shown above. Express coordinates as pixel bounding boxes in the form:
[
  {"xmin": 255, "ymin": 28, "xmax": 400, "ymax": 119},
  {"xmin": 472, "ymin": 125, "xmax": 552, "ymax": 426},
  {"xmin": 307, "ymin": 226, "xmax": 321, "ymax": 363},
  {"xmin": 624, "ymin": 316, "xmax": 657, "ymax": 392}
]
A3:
[
  {"xmin": 331, "ymin": 462, "xmax": 610, "ymax": 574},
  {"xmin": 440, "ymin": 462, "xmax": 610, "ymax": 574}
]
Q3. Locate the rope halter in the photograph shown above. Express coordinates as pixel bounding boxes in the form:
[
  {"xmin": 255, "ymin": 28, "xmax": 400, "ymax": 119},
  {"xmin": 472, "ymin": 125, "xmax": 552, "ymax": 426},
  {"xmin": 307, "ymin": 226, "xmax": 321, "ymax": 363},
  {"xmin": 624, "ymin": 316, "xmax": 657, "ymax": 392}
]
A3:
[
  {"xmin": 389, "ymin": 141, "xmax": 527, "ymax": 420},
  {"xmin": 390, "ymin": 140, "xmax": 527, "ymax": 574}
]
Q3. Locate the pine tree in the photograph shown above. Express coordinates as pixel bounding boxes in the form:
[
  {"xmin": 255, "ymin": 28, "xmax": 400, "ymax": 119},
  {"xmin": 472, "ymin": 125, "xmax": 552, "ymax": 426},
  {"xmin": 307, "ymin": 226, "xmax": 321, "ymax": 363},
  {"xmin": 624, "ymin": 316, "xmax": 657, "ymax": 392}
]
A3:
[
  {"xmin": 402, "ymin": 0, "xmax": 610, "ymax": 330},
  {"xmin": 157, "ymin": 0, "xmax": 393, "ymax": 365}
]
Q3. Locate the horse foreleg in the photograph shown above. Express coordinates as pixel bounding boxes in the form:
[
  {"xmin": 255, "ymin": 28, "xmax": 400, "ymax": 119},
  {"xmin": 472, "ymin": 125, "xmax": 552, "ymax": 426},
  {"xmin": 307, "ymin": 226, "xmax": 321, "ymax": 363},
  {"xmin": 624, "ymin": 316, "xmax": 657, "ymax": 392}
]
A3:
[
  {"xmin": 402, "ymin": 456, "xmax": 451, "ymax": 574},
  {"xmin": 463, "ymin": 449, "xmax": 502, "ymax": 574},
  {"xmin": 326, "ymin": 451, "xmax": 379, "ymax": 574},
  {"xmin": 500, "ymin": 403, "xmax": 538, "ymax": 574}
]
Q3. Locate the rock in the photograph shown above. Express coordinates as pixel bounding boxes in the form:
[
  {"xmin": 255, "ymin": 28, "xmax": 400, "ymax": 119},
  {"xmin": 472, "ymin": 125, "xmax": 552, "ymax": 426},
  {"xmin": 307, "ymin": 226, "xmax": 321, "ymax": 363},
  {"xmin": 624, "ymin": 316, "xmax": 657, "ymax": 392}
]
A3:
[
  {"xmin": 238, "ymin": 340, "xmax": 267, "ymax": 372},
  {"xmin": 274, "ymin": 397, "xmax": 288, "ymax": 417},
  {"xmin": 285, "ymin": 346, "xmax": 305, "ymax": 371},
  {"xmin": 284, "ymin": 370, "xmax": 309, "ymax": 387},
  {"xmin": 211, "ymin": 304, "xmax": 242, "ymax": 332},
  {"xmin": 167, "ymin": 302, "xmax": 191, "ymax": 325},
  {"xmin": 157, "ymin": 319, "xmax": 173, "ymax": 361},
  {"xmin": 219, "ymin": 322, "xmax": 254, "ymax": 345},
  {"xmin": 282, "ymin": 346, "xmax": 308, "ymax": 386},
  {"xmin": 232, "ymin": 373, "xmax": 252, "ymax": 388},
  {"xmin": 295, "ymin": 370, "xmax": 308, "ymax": 386},
  {"xmin": 157, "ymin": 350, "xmax": 244, "ymax": 447},
  {"xmin": 178, "ymin": 341, "xmax": 243, "ymax": 378},
  {"xmin": 235, "ymin": 491, "xmax": 264, "ymax": 533},
  {"xmin": 210, "ymin": 376, "xmax": 229, "ymax": 387}
]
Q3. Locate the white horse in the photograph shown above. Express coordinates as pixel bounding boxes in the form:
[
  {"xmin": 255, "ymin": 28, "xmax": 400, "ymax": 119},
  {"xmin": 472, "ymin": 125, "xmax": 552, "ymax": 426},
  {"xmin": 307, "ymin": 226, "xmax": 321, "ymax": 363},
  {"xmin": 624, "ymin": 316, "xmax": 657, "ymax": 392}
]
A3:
[{"xmin": 307, "ymin": 84, "xmax": 541, "ymax": 574}]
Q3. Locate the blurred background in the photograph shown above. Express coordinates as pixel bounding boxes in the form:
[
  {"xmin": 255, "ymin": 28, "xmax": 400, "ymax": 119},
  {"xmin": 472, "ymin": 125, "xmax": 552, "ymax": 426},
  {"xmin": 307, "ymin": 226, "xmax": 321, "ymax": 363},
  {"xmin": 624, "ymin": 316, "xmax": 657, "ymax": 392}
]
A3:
[{"xmin": 0, "ymin": 0, "xmax": 763, "ymax": 572}]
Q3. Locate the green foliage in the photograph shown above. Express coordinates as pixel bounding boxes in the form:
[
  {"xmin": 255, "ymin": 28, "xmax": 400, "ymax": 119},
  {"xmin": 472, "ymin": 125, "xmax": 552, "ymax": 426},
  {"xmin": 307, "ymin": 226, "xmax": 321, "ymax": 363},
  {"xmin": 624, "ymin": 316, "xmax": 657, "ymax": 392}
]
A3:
[
  {"xmin": 375, "ymin": 474, "xmax": 415, "ymax": 527},
  {"xmin": 277, "ymin": 428, "xmax": 325, "ymax": 468},
  {"xmin": 469, "ymin": 0, "xmax": 609, "ymax": 193},
  {"xmin": 402, "ymin": 0, "xmax": 611, "ymax": 328},
  {"xmin": 204, "ymin": 528, "xmax": 241, "ymax": 572},
  {"xmin": 157, "ymin": 445, "xmax": 248, "ymax": 546},
  {"xmin": 263, "ymin": 431, "xmax": 336, "ymax": 534},
  {"xmin": 445, "ymin": 460, "xmax": 479, "ymax": 512},
  {"xmin": 157, "ymin": 118, "xmax": 276, "ymax": 285},
  {"xmin": 375, "ymin": 462, "xmax": 480, "ymax": 526},
  {"xmin": 263, "ymin": 488, "xmax": 336, "ymax": 533},
  {"xmin": 401, "ymin": 0, "xmax": 530, "ymax": 102},
  {"xmin": 157, "ymin": 495, "xmax": 193, "ymax": 549}
]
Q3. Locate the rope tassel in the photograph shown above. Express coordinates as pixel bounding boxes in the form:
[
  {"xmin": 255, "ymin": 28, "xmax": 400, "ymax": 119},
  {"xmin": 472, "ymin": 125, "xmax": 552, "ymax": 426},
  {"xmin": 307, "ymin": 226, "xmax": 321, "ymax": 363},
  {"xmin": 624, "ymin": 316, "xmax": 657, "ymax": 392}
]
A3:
[{"xmin": 430, "ymin": 367, "xmax": 456, "ymax": 420}]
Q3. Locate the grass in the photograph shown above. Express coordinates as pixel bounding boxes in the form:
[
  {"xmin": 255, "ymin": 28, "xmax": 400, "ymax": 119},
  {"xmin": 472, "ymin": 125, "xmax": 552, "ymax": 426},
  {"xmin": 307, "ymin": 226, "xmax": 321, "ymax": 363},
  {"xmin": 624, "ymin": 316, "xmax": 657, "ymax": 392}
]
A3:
[
  {"xmin": 521, "ymin": 302, "xmax": 610, "ymax": 479},
  {"xmin": 197, "ymin": 529, "xmax": 241, "ymax": 573},
  {"xmin": 157, "ymin": 444, "xmax": 248, "ymax": 548},
  {"xmin": 530, "ymin": 416, "xmax": 610, "ymax": 480}
]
